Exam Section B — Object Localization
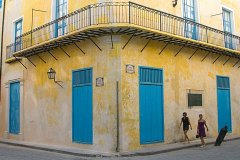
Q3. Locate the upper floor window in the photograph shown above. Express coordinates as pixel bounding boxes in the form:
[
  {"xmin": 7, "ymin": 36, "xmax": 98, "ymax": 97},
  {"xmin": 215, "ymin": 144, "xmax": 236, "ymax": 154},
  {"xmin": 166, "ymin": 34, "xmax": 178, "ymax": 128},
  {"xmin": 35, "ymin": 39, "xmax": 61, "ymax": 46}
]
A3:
[
  {"xmin": 56, "ymin": 0, "xmax": 67, "ymax": 19},
  {"xmin": 183, "ymin": 0, "xmax": 198, "ymax": 40},
  {"xmin": 54, "ymin": 0, "xmax": 68, "ymax": 37},
  {"xmin": 222, "ymin": 8, "xmax": 233, "ymax": 49},
  {"xmin": 14, "ymin": 19, "xmax": 23, "ymax": 52}
]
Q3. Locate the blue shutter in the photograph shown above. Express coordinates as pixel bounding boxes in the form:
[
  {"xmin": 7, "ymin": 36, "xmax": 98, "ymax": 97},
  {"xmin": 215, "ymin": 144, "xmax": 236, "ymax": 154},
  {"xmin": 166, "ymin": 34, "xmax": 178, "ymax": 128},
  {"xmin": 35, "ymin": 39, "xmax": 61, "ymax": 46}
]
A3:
[
  {"xmin": 9, "ymin": 82, "xmax": 20, "ymax": 134},
  {"xmin": 55, "ymin": 0, "xmax": 67, "ymax": 37},
  {"xmin": 14, "ymin": 19, "xmax": 22, "ymax": 52},
  {"xmin": 223, "ymin": 9, "xmax": 233, "ymax": 49},
  {"xmin": 139, "ymin": 67, "xmax": 164, "ymax": 144},
  {"xmin": 72, "ymin": 68, "xmax": 93, "ymax": 144},
  {"xmin": 183, "ymin": 0, "xmax": 197, "ymax": 40},
  {"xmin": 0, "ymin": 0, "xmax": 2, "ymax": 8}
]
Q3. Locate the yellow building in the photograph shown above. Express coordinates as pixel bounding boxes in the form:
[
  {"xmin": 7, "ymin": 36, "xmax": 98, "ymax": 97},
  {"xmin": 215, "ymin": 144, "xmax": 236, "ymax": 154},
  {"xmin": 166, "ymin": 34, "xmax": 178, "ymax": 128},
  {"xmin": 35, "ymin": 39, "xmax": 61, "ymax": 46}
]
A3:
[
  {"xmin": 1, "ymin": 0, "xmax": 240, "ymax": 153},
  {"xmin": 0, "ymin": 0, "xmax": 5, "ymax": 84}
]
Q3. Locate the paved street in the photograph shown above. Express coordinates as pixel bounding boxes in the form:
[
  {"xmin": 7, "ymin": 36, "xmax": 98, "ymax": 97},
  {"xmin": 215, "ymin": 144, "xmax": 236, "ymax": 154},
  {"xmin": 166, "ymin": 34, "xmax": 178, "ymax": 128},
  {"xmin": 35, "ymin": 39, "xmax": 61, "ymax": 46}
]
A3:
[
  {"xmin": 0, "ymin": 140, "xmax": 240, "ymax": 160},
  {"xmin": 0, "ymin": 143, "xmax": 87, "ymax": 160}
]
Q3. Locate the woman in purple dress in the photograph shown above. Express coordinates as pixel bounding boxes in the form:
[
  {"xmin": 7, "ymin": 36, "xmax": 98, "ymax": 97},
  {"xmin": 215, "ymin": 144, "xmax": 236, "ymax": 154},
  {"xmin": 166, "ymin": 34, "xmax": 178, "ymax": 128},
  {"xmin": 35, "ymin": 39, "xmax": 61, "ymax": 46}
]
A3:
[{"xmin": 197, "ymin": 114, "xmax": 209, "ymax": 147}]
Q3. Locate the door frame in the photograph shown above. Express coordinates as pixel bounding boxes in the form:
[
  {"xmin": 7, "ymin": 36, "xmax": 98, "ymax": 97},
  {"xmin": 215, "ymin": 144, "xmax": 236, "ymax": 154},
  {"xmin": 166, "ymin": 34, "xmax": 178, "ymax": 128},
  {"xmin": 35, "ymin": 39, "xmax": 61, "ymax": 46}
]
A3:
[
  {"xmin": 72, "ymin": 67, "xmax": 93, "ymax": 144},
  {"xmin": 9, "ymin": 81, "xmax": 21, "ymax": 134},
  {"xmin": 4, "ymin": 79, "xmax": 24, "ymax": 138},
  {"xmin": 216, "ymin": 75, "xmax": 232, "ymax": 133},
  {"xmin": 139, "ymin": 66, "xmax": 165, "ymax": 144}
]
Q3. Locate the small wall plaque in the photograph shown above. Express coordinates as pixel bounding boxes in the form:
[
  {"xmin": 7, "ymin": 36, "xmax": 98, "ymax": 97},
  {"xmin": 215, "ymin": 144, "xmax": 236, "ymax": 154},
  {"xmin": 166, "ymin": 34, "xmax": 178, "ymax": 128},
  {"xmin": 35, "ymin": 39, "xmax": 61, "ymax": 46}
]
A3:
[
  {"xmin": 126, "ymin": 65, "xmax": 135, "ymax": 74},
  {"xmin": 96, "ymin": 77, "xmax": 104, "ymax": 87}
]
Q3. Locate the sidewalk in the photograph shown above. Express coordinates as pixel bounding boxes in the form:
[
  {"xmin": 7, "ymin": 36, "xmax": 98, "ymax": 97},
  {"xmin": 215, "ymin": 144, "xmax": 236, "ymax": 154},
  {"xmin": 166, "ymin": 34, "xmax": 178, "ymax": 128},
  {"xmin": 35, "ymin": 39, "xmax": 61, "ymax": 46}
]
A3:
[
  {"xmin": 0, "ymin": 135, "xmax": 239, "ymax": 158},
  {"xmin": 120, "ymin": 135, "xmax": 240, "ymax": 157}
]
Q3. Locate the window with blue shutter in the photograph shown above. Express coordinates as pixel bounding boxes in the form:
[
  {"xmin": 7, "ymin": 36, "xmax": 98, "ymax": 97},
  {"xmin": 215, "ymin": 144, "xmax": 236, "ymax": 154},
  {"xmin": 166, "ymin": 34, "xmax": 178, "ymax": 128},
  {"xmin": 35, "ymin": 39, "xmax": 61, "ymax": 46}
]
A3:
[
  {"xmin": 14, "ymin": 19, "xmax": 23, "ymax": 52},
  {"xmin": 183, "ymin": 0, "xmax": 197, "ymax": 40},
  {"xmin": 223, "ymin": 9, "xmax": 233, "ymax": 49},
  {"xmin": 0, "ymin": 0, "xmax": 2, "ymax": 8},
  {"xmin": 54, "ymin": 0, "xmax": 67, "ymax": 37}
]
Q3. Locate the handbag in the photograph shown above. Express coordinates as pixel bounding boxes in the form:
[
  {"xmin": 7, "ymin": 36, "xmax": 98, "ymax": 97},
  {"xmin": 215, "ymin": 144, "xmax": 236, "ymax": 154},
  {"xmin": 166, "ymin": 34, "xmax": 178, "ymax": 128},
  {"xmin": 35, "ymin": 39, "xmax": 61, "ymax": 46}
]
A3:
[{"xmin": 196, "ymin": 134, "xmax": 199, "ymax": 138}]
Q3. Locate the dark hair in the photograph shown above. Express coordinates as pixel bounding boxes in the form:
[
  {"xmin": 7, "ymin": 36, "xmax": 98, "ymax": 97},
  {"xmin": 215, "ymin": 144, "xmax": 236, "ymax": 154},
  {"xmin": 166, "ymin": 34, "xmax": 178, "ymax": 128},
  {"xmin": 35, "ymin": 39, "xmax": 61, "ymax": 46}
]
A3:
[
  {"xmin": 199, "ymin": 114, "xmax": 203, "ymax": 117},
  {"xmin": 183, "ymin": 112, "xmax": 187, "ymax": 116}
]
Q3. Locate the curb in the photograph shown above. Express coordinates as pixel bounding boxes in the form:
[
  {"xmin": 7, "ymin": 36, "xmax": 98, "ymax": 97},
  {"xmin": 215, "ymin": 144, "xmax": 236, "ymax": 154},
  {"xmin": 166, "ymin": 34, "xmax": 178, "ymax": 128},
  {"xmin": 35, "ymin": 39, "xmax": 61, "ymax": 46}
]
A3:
[
  {"xmin": 1, "ymin": 137, "xmax": 240, "ymax": 158},
  {"xmin": 120, "ymin": 137, "xmax": 240, "ymax": 157},
  {"xmin": 0, "ymin": 141, "xmax": 113, "ymax": 158}
]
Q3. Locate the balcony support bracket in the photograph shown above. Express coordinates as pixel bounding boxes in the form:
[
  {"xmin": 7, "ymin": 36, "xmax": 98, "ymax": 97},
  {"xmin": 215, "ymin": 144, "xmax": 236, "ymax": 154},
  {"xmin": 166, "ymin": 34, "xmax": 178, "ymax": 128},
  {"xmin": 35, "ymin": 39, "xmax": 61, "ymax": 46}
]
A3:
[
  {"xmin": 73, "ymin": 42, "xmax": 86, "ymax": 54},
  {"xmin": 13, "ymin": 55, "xmax": 27, "ymax": 69},
  {"xmin": 27, "ymin": 57, "xmax": 37, "ymax": 67},
  {"xmin": 189, "ymin": 48, "xmax": 199, "ymax": 60},
  {"xmin": 174, "ymin": 45, "xmax": 185, "ymax": 57},
  {"xmin": 59, "ymin": 46, "xmax": 71, "ymax": 58},
  {"xmin": 141, "ymin": 38, "xmax": 152, "ymax": 52},
  {"xmin": 233, "ymin": 59, "xmax": 240, "ymax": 67},
  {"xmin": 36, "ymin": 54, "xmax": 46, "ymax": 63},
  {"xmin": 223, "ymin": 57, "xmax": 231, "ymax": 66},
  {"xmin": 47, "ymin": 51, "xmax": 58, "ymax": 60},
  {"xmin": 159, "ymin": 42, "xmax": 169, "ymax": 55},
  {"xmin": 201, "ymin": 52, "xmax": 210, "ymax": 62},
  {"xmin": 213, "ymin": 55, "xmax": 221, "ymax": 64},
  {"xmin": 111, "ymin": 33, "xmax": 114, "ymax": 49},
  {"xmin": 89, "ymin": 38, "xmax": 102, "ymax": 51},
  {"xmin": 122, "ymin": 34, "xmax": 135, "ymax": 49}
]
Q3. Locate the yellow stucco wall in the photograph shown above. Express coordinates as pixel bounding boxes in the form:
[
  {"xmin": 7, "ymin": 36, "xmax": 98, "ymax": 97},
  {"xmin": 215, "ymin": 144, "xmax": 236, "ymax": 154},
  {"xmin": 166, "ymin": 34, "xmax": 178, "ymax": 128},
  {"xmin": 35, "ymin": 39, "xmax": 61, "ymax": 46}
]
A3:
[
  {"xmin": 119, "ymin": 35, "xmax": 240, "ymax": 151},
  {"xmin": 1, "ymin": 0, "xmax": 240, "ymax": 153},
  {"xmin": 1, "ymin": 35, "xmax": 122, "ymax": 152}
]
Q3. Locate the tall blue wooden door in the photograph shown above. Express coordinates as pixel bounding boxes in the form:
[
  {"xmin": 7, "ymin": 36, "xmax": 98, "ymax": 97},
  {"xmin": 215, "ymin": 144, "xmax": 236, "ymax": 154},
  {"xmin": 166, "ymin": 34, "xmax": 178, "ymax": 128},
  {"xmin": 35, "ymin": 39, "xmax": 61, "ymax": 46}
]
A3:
[
  {"xmin": 9, "ymin": 82, "xmax": 20, "ymax": 134},
  {"xmin": 217, "ymin": 76, "xmax": 232, "ymax": 132},
  {"xmin": 72, "ymin": 68, "xmax": 93, "ymax": 144},
  {"xmin": 139, "ymin": 67, "xmax": 164, "ymax": 144}
]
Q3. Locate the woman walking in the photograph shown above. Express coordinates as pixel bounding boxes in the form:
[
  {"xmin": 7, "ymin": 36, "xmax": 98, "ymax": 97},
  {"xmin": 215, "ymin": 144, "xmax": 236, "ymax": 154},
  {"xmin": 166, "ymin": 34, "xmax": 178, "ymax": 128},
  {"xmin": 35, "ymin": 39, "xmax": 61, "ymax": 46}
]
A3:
[
  {"xmin": 197, "ymin": 114, "xmax": 209, "ymax": 147},
  {"xmin": 179, "ymin": 112, "xmax": 192, "ymax": 143}
]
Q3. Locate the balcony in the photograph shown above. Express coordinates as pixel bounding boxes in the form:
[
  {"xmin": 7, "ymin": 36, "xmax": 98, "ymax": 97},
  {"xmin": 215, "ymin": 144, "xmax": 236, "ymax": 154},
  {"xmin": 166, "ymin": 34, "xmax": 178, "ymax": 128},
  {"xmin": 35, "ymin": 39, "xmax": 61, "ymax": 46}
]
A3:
[{"xmin": 6, "ymin": 2, "xmax": 240, "ymax": 62}]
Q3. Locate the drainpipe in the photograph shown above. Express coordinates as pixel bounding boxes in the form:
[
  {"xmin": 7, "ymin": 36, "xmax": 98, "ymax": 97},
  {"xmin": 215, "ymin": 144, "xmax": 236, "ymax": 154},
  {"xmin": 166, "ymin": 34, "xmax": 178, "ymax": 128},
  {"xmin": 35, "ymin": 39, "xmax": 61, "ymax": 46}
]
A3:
[
  {"xmin": 116, "ymin": 81, "xmax": 120, "ymax": 152},
  {"xmin": 0, "ymin": 0, "xmax": 6, "ymax": 99}
]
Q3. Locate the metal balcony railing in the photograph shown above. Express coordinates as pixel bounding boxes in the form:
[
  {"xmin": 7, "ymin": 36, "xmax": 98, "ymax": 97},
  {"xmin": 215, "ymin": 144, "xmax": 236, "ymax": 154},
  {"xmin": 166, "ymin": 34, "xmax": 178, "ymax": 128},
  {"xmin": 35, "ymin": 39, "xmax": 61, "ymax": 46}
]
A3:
[{"xmin": 6, "ymin": 2, "xmax": 240, "ymax": 59}]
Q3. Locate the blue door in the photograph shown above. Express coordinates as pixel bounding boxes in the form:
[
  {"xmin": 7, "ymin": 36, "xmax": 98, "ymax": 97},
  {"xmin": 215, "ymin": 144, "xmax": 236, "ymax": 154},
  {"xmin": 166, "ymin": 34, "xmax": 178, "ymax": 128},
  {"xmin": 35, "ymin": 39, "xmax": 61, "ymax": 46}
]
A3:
[
  {"xmin": 9, "ymin": 82, "xmax": 20, "ymax": 134},
  {"xmin": 217, "ymin": 76, "xmax": 232, "ymax": 132},
  {"xmin": 72, "ymin": 68, "xmax": 93, "ymax": 144},
  {"xmin": 139, "ymin": 67, "xmax": 164, "ymax": 144}
]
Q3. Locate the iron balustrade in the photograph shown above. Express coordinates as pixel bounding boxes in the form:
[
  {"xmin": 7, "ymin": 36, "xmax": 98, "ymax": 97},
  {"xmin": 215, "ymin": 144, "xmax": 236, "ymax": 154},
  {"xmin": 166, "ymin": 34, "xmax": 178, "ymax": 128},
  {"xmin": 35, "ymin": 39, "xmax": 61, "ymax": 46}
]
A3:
[{"xmin": 6, "ymin": 2, "xmax": 240, "ymax": 59}]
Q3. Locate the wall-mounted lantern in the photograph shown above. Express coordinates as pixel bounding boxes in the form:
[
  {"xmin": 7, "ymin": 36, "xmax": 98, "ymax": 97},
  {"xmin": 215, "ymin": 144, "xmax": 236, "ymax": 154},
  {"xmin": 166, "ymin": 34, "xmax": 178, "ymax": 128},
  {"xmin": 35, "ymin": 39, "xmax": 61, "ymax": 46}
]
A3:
[
  {"xmin": 172, "ymin": 0, "xmax": 178, "ymax": 7},
  {"xmin": 47, "ymin": 68, "xmax": 63, "ymax": 88}
]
